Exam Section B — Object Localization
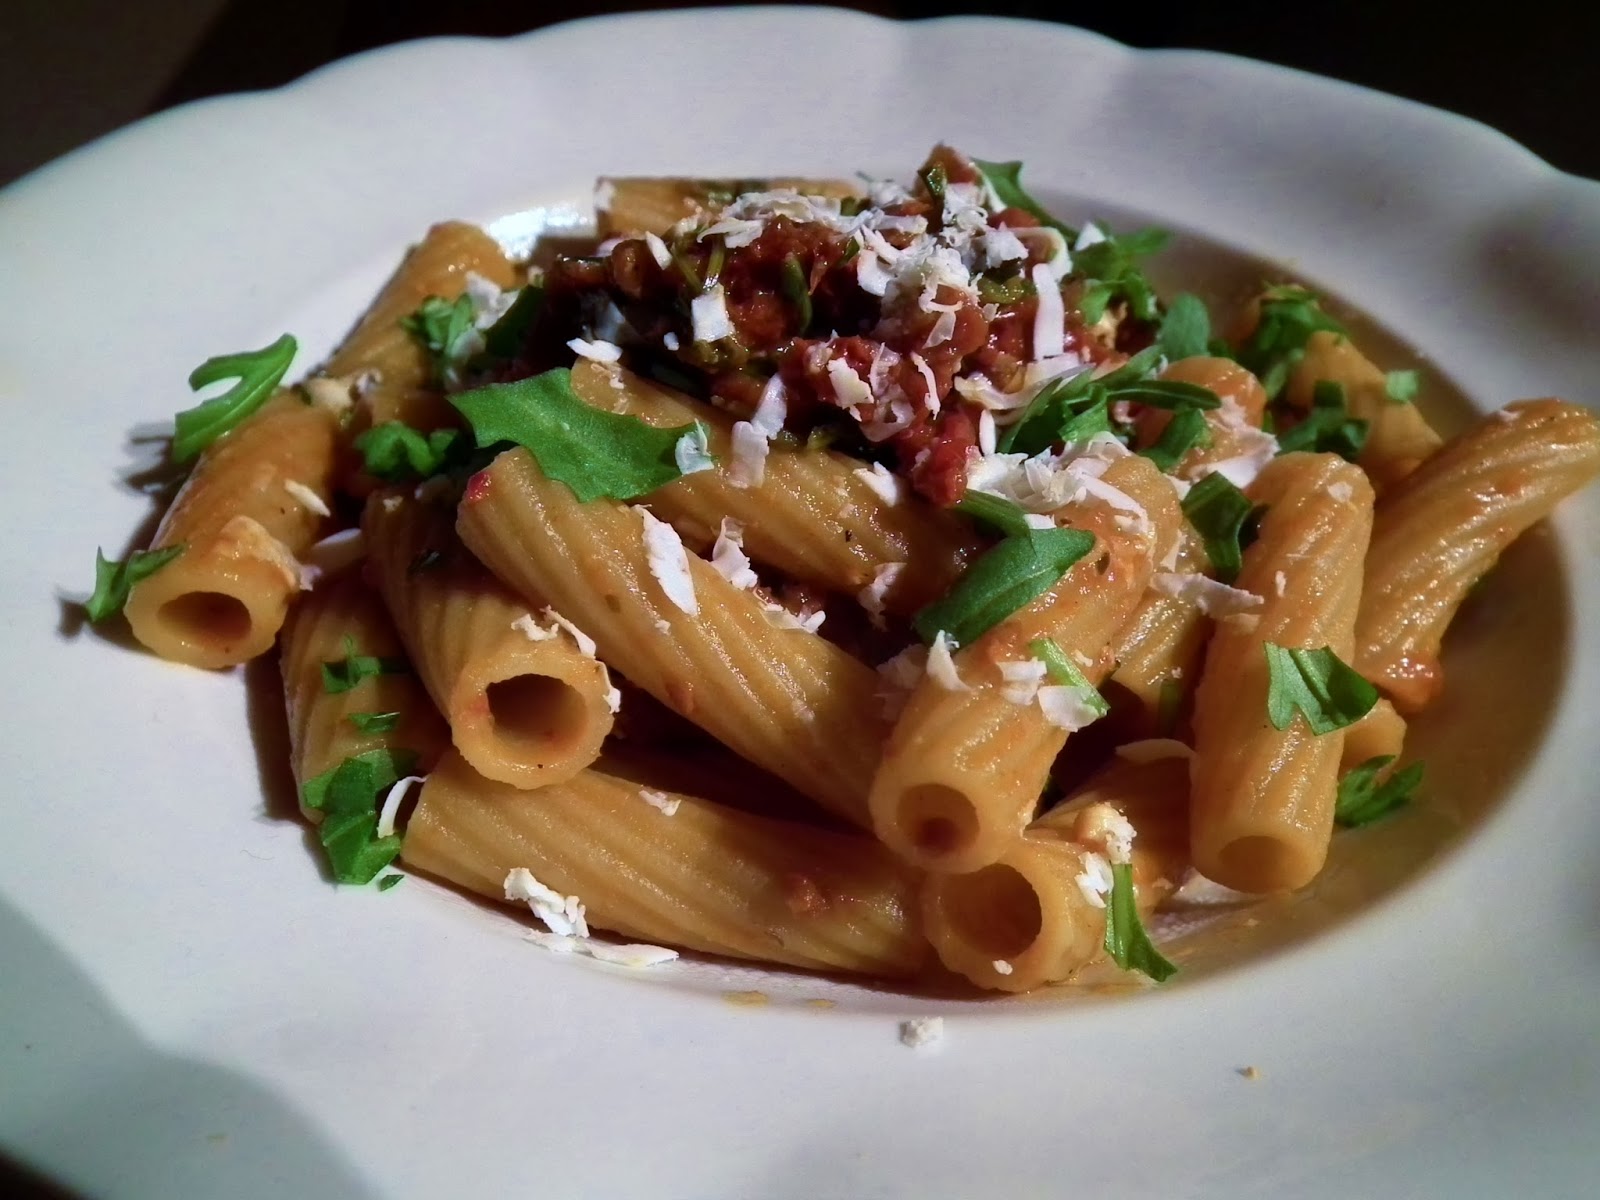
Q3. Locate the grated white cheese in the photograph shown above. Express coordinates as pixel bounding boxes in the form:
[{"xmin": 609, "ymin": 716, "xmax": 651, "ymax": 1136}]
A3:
[
  {"xmin": 1074, "ymin": 851, "xmax": 1114, "ymax": 908},
  {"xmin": 511, "ymin": 613, "xmax": 558, "ymax": 642},
  {"xmin": 601, "ymin": 665, "xmax": 622, "ymax": 715},
  {"xmin": 762, "ymin": 602, "xmax": 826, "ymax": 634},
  {"xmin": 1030, "ymin": 262, "xmax": 1066, "ymax": 360},
  {"xmin": 751, "ymin": 375, "xmax": 789, "ymax": 437},
  {"xmin": 710, "ymin": 517, "xmax": 759, "ymax": 591},
  {"xmin": 853, "ymin": 462, "xmax": 903, "ymax": 506},
  {"xmin": 978, "ymin": 409, "xmax": 997, "ymax": 456},
  {"xmin": 567, "ymin": 337, "xmax": 623, "ymax": 364},
  {"xmin": 1151, "ymin": 572, "xmax": 1264, "ymax": 617},
  {"xmin": 1273, "ymin": 570, "xmax": 1287, "ymax": 597},
  {"xmin": 673, "ymin": 424, "xmax": 716, "ymax": 475},
  {"xmin": 858, "ymin": 562, "xmax": 904, "ymax": 626},
  {"xmin": 504, "ymin": 868, "xmax": 590, "ymax": 938},
  {"xmin": 638, "ymin": 788, "xmax": 681, "ymax": 816},
  {"xmin": 283, "ymin": 479, "xmax": 330, "ymax": 518},
  {"xmin": 1116, "ymin": 738, "xmax": 1195, "ymax": 764},
  {"xmin": 544, "ymin": 608, "xmax": 597, "ymax": 658},
  {"xmin": 583, "ymin": 941, "xmax": 680, "ymax": 968},
  {"xmin": 909, "ymin": 352, "xmax": 941, "ymax": 418},
  {"xmin": 690, "ymin": 285, "xmax": 735, "ymax": 343},
  {"xmin": 926, "ymin": 630, "xmax": 971, "ymax": 692},
  {"xmin": 304, "ymin": 528, "xmax": 365, "ymax": 576},
  {"xmin": 827, "ymin": 357, "xmax": 875, "ymax": 410},
  {"xmin": 1327, "ymin": 481, "xmax": 1354, "ymax": 503},
  {"xmin": 727, "ymin": 420, "xmax": 769, "ymax": 488},
  {"xmin": 1075, "ymin": 802, "xmax": 1136, "ymax": 865},
  {"xmin": 993, "ymin": 959, "xmax": 1015, "ymax": 976},
  {"xmin": 1074, "ymin": 222, "xmax": 1107, "ymax": 251},
  {"xmin": 1037, "ymin": 685, "xmax": 1104, "ymax": 732},
  {"xmin": 899, "ymin": 1016, "xmax": 944, "ymax": 1049},
  {"xmin": 997, "ymin": 657, "xmax": 1049, "ymax": 705},
  {"xmin": 638, "ymin": 508, "xmax": 698, "ymax": 616},
  {"xmin": 875, "ymin": 644, "xmax": 928, "ymax": 719},
  {"xmin": 1023, "ymin": 513, "xmax": 1056, "ymax": 529},
  {"xmin": 662, "ymin": 331, "xmax": 680, "ymax": 351},
  {"xmin": 300, "ymin": 376, "xmax": 358, "ymax": 418},
  {"xmin": 374, "ymin": 774, "xmax": 426, "ymax": 840}
]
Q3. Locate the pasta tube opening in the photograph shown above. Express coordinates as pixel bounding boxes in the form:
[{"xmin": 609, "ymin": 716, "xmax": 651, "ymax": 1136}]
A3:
[
  {"xmin": 892, "ymin": 783, "xmax": 987, "ymax": 867},
  {"xmin": 935, "ymin": 863, "xmax": 1043, "ymax": 961},
  {"xmin": 483, "ymin": 673, "xmax": 594, "ymax": 759},
  {"xmin": 157, "ymin": 590, "xmax": 255, "ymax": 649}
]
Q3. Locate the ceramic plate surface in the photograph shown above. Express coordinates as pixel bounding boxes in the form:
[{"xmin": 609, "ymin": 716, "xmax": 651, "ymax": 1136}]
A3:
[{"xmin": 2, "ymin": 8, "xmax": 1597, "ymax": 1198}]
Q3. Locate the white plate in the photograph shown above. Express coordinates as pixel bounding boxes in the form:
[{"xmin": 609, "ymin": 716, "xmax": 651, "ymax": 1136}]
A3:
[{"xmin": 3, "ymin": 9, "xmax": 1597, "ymax": 1198}]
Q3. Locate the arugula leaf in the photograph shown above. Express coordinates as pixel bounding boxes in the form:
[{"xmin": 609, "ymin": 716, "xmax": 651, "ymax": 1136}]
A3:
[
  {"xmin": 1335, "ymin": 755, "xmax": 1425, "ymax": 827},
  {"xmin": 914, "ymin": 528, "xmax": 1096, "ymax": 648},
  {"xmin": 171, "ymin": 334, "xmax": 297, "ymax": 464},
  {"xmin": 480, "ymin": 285, "xmax": 544, "ymax": 361},
  {"xmin": 973, "ymin": 159, "xmax": 1072, "ymax": 234},
  {"xmin": 1235, "ymin": 285, "xmax": 1344, "ymax": 400},
  {"xmin": 1030, "ymin": 638, "xmax": 1110, "ymax": 718},
  {"xmin": 1072, "ymin": 228, "xmax": 1170, "ymax": 324},
  {"xmin": 1104, "ymin": 861, "xmax": 1177, "ymax": 981},
  {"xmin": 1109, "ymin": 380, "xmax": 1220, "ymax": 410},
  {"xmin": 84, "ymin": 545, "xmax": 186, "ymax": 623},
  {"xmin": 1264, "ymin": 644, "xmax": 1379, "ymax": 734},
  {"xmin": 1384, "ymin": 369, "xmax": 1420, "ymax": 404},
  {"xmin": 1180, "ymin": 473, "xmax": 1257, "ymax": 584},
  {"xmin": 354, "ymin": 422, "xmax": 466, "ymax": 482},
  {"xmin": 348, "ymin": 711, "xmax": 402, "ymax": 733},
  {"xmin": 954, "ymin": 491, "xmax": 1035, "ymax": 538},
  {"xmin": 1138, "ymin": 407, "xmax": 1212, "ymax": 473},
  {"xmin": 322, "ymin": 635, "xmax": 410, "ymax": 694},
  {"xmin": 780, "ymin": 255, "xmax": 813, "ymax": 332},
  {"xmin": 1276, "ymin": 380, "xmax": 1369, "ymax": 461},
  {"xmin": 403, "ymin": 296, "xmax": 477, "ymax": 386},
  {"xmin": 1002, "ymin": 348, "xmax": 1215, "ymax": 458},
  {"xmin": 1158, "ymin": 293, "xmax": 1212, "ymax": 360},
  {"xmin": 377, "ymin": 873, "xmax": 405, "ymax": 891},
  {"xmin": 300, "ymin": 748, "xmax": 417, "ymax": 884},
  {"xmin": 450, "ymin": 368, "xmax": 700, "ymax": 503}
]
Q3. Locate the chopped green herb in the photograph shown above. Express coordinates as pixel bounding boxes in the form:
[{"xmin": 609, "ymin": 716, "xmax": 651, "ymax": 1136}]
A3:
[
  {"xmin": 300, "ymin": 748, "xmax": 417, "ymax": 884},
  {"xmin": 1276, "ymin": 380, "xmax": 1369, "ymax": 461},
  {"xmin": 1335, "ymin": 755, "xmax": 1425, "ymax": 827},
  {"xmin": 1264, "ymin": 644, "xmax": 1378, "ymax": 735},
  {"xmin": 704, "ymin": 239, "xmax": 726, "ymax": 288},
  {"xmin": 1384, "ymin": 369, "xmax": 1420, "ymax": 404},
  {"xmin": 1104, "ymin": 861, "xmax": 1178, "ymax": 982},
  {"xmin": 376, "ymin": 873, "xmax": 405, "ymax": 891},
  {"xmin": 348, "ymin": 711, "xmax": 402, "ymax": 733},
  {"xmin": 402, "ymin": 296, "xmax": 477, "ymax": 387},
  {"xmin": 920, "ymin": 162, "xmax": 948, "ymax": 214},
  {"xmin": 450, "ymin": 368, "xmax": 702, "ymax": 503},
  {"xmin": 1030, "ymin": 638, "xmax": 1110, "ymax": 718},
  {"xmin": 322, "ymin": 635, "xmax": 410, "ymax": 694},
  {"xmin": 1235, "ymin": 285, "xmax": 1344, "ymax": 400},
  {"xmin": 1158, "ymin": 293, "xmax": 1213, "ymax": 361},
  {"xmin": 1139, "ymin": 407, "xmax": 1212, "ymax": 473},
  {"xmin": 84, "ymin": 544, "xmax": 186, "ymax": 623},
  {"xmin": 954, "ymin": 491, "xmax": 1035, "ymax": 538},
  {"xmin": 1072, "ymin": 227, "xmax": 1170, "ymax": 324},
  {"xmin": 1180, "ymin": 473, "xmax": 1257, "ymax": 584},
  {"xmin": 975, "ymin": 272, "xmax": 1036, "ymax": 305},
  {"xmin": 914, "ymin": 528, "xmax": 1097, "ymax": 648},
  {"xmin": 354, "ymin": 422, "xmax": 465, "ymax": 483},
  {"xmin": 1155, "ymin": 677, "xmax": 1185, "ymax": 736},
  {"xmin": 780, "ymin": 255, "xmax": 813, "ymax": 332},
  {"xmin": 171, "ymin": 334, "xmax": 298, "ymax": 464}
]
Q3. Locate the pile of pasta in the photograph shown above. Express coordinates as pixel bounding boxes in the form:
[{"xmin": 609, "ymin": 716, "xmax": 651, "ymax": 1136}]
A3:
[{"xmin": 95, "ymin": 181, "xmax": 1600, "ymax": 995}]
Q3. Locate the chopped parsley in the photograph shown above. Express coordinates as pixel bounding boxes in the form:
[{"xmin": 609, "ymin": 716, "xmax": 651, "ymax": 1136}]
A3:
[
  {"xmin": 171, "ymin": 334, "xmax": 298, "ymax": 464},
  {"xmin": 1384, "ymin": 369, "xmax": 1420, "ymax": 404},
  {"xmin": 1235, "ymin": 285, "xmax": 1344, "ymax": 400},
  {"xmin": 348, "ymin": 711, "xmax": 402, "ymax": 733},
  {"xmin": 1264, "ymin": 644, "xmax": 1378, "ymax": 735},
  {"xmin": 300, "ymin": 748, "xmax": 417, "ymax": 884},
  {"xmin": 1335, "ymin": 755, "xmax": 1425, "ymax": 827},
  {"xmin": 1030, "ymin": 637, "xmax": 1110, "ymax": 718},
  {"xmin": 914, "ymin": 527, "xmax": 1096, "ymax": 649},
  {"xmin": 403, "ymin": 296, "xmax": 478, "ymax": 387},
  {"xmin": 1276, "ymin": 380, "xmax": 1369, "ymax": 461},
  {"xmin": 1180, "ymin": 473, "xmax": 1258, "ymax": 584},
  {"xmin": 322, "ymin": 634, "xmax": 409, "ymax": 694},
  {"xmin": 84, "ymin": 545, "xmax": 186, "ymax": 623},
  {"xmin": 354, "ymin": 422, "xmax": 465, "ymax": 483},
  {"xmin": 376, "ymin": 873, "xmax": 405, "ymax": 891},
  {"xmin": 450, "ymin": 368, "xmax": 704, "ymax": 503},
  {"xmin": 1104, "ymin": 861, "xmax": 1177, "ymax": 982}
]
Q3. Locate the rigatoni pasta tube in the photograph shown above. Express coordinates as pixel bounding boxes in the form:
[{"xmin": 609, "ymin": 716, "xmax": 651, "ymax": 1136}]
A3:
[
  {"xmin": 1189, "ymin": 453, "xmax": 1375, "ymax": 893},
  {"xmin": 570, "ymin": 362, "xmax": 978, "ymax": 612},
  {"xmin": 402, "ymin": 750, "xmax": 928, "ymax": 978},
  {"xmin": 1109, "ymin": 525, "xmax": 1211, "ymax": 737},
  {"xmin": 1354, "ymin": 398, "xmax": 1600, "ymax": 712},
  {"xmin": 279, "ymin": 572, "xmax": 449, "ymax": 820},
  {"xmin": 455, "ymin": 448, "xmax": 886, "ymax": 826},
  {"xmin": 1341, "ymin": 699, "xmax": 1406, "ymax": 772},
  {"xmin": 1286, "ymin": 331, "xmax": 1442, "ymax": 490},
  {"xmin": 869, "ymin": 455, "xmax": 1179, "ymax": 875},
  {"xmin": 326, "ymin": 221, "xmax": 517, "ymax": 431},
  {"xmin": 921, "ymin": 755, "xmax": 1190, "ymax": 992},
  {"xmin": 125, "ymin": 391, "xmax": 338, "ymax": 668},
  {"xmin": 363, "ymin": 492, "xmax": 615, "ymax": 788}
]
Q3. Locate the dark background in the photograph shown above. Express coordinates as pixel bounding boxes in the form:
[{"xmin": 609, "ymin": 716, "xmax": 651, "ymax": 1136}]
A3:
[{"xmin": 2, "ymin": 1, "xmax": 1598, "ymax": 187}]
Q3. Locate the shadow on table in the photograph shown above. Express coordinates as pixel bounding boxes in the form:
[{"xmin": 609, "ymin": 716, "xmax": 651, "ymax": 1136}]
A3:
[{"xmin": 0, "ymin": 895, "xmax": 378, "ymax": 1200}]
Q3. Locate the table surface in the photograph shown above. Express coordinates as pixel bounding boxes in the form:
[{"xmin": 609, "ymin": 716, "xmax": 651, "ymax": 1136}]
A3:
[{"xmin": 3, "ymin": 0, "xmax": 1597, "ymax": 187}]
